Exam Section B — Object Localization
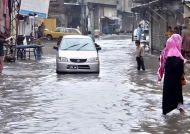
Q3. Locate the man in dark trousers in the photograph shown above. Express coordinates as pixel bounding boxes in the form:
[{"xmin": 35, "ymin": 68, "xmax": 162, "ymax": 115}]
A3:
[
  {"xmin": 177, "ymin": 23, "xmax": 182, "ymax": 35},
  {"xmin": 0, "ymin": 35, "xmax": 13, "ymax": 73},
  {"xmin": 136, "ymin": 40, "xmax": 145, "ymax": 71}
]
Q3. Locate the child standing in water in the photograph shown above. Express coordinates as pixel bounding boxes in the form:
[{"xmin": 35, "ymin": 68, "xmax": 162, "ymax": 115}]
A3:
[{"xmin": 135, "ymin": 40, "xmax": 145, "ymax": 71}]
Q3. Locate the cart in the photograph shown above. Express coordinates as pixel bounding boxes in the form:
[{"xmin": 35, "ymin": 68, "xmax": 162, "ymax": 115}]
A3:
[{"xmin": 4, "ymin": 40, "xmax": 16, "ymax": 62}]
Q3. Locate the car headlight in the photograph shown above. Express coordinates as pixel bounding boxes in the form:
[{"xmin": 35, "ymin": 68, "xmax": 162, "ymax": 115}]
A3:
[
  {"xmin": 58, "ymin": 57, "xmax": 68, "ymax": 62},
  {"xmin": 87, "ymin": 57, "xmax": 99, "ymax": 63},
  {"xmin": 142, "ymin": 34, "xmax": 144, "ymax": 36}
]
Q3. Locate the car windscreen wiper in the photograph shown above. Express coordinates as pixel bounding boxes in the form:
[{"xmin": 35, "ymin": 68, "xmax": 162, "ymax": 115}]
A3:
[
  {"xmin": 62, "ymin": 44, "xmax": 80, "ymax": 50},
  {"xmin": 77, "ymin": 43, "xmax": 89, "ymax": 51}
]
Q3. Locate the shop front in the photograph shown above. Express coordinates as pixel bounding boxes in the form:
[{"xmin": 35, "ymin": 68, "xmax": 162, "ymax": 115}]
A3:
[
  {"xmin": 132, "ymin": 0, "xmax": 186, "ymax": 51},
  {"xmin": 65, "ymin": 5, "xmax": 81, "ymax": 29}
]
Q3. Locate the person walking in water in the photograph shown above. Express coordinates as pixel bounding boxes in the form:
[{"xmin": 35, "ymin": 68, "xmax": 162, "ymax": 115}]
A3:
[
  {"xmin": 0, "ymin": 35, "xmax": 13, "ymax": 73},
  {"xmin": 87, "ymin": 31, "xmax": 95, "ymax": 43},
  {"xmin": 41, "ymin": 22, "xmax": 45, "ymax": 37},
  {"xmin": 137, "ymin": 24, "xmax": 143, "ymax": 40},
  {"xmin": 158, "ymin": 34, "xmax": 186, "ymax": 115},
  {"xmin": 181, "ymin": 24, "xmax": 190, "ymax": 59},
  {"xmin": 136, "ymin": 40, "xmax": 145, "ymax": 71}
]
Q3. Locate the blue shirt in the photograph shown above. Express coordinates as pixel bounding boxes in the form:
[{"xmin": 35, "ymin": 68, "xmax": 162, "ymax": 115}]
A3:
[
  {"xmin": 87, "ymin": 34, "xmax": 95, "ymax": 43},
  {"xmin": 137, "ymin": 27, "xmax": 143, "ymax": 36}
]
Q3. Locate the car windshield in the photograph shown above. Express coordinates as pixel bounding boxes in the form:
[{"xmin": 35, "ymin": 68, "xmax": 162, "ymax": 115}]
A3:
[{"xmin": 60, "ymin": 38, "xmax": 95, "ymax": 51}]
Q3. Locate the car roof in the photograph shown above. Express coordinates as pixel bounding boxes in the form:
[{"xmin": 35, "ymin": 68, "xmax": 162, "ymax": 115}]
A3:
[
  {"xmin": 56, "ymin": 27, "xmax": 78, "ymax": 30},
  {"xmin": 63, "ymin": 35, "xmax": 91, "ymax": 39}
]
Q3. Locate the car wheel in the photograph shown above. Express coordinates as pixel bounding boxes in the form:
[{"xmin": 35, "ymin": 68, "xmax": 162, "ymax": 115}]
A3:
[
  {"xmin": 47, "ymin": 35, "xmax": 52, "ymax": 41},
  {"xmin": 56, "ymin": 70, "xmax": 61, "ymax": 74},
  {"xmin": 96, "ymin": 68, "xmax": 100, "ymax": 73}
]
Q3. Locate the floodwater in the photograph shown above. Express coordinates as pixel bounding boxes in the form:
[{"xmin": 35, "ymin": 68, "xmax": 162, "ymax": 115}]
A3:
[{"xmin": 1, "ymin": 35, "xmax": 190, "ymax": 134}]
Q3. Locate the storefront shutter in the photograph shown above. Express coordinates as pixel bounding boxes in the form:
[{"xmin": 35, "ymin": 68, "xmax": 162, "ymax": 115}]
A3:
[{"xmin": 151, "ymin": 12, "xmax": 167, "ymax": 50}]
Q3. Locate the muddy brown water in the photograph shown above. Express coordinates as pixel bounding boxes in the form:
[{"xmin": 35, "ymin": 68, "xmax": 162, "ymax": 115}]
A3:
[{"xmin": 0, "ymin": 36, "xmax": 190, "ymax": 134}]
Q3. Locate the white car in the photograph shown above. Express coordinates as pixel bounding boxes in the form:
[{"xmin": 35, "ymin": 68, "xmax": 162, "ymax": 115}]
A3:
[{"xmin": 53, "ymin": 35, "xmax": 101, "ymax": 73}]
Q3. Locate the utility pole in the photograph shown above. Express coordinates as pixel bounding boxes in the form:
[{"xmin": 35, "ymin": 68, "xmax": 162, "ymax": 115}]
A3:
[
  {"xmin": 80, "ymin": 0, "xmax": 87, "ymax": 35},
  {"xmin": 81, "ymin": 0, "xmax": 84, "ymax": 35},
  {"xmin": 84, "ymin": 4, "xmax": 86, "ymax": 35}
]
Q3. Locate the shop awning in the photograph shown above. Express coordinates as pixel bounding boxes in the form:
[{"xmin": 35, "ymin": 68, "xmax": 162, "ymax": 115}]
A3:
[
  {"xmin": 131, "ymin": 0, "xmax": 183, "ymax": 22},
  {"xmin": 101, "ymin": 16, "xmax": 121, "ymax": 20},
  {"xmin": 131, "ymin": 0, "xmax": 161, "ymax": 23},
  {"xmin": 131, "ymin": 0, "xmax": 160, "ymax": 12}
]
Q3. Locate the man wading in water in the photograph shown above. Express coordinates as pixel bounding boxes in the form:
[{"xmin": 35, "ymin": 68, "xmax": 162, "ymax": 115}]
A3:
[{"xmin": 0, "ymin": 35, "xmax": 13, "ymax": 73}]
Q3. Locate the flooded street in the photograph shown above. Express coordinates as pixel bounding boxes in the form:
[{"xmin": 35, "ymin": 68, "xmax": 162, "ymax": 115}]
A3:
[{"xmin": 1, "ymin": 35, "xmax": 190, "ymax": 133}]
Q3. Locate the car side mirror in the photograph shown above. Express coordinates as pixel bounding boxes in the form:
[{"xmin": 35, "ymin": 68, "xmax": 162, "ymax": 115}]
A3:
[
  {"xmin": 96, "ymin": 47, "xmax": 101, "ymax": 51},
  {"xmin": 53, "ymin": 46, "xmax": 58, "ymax": 51}
]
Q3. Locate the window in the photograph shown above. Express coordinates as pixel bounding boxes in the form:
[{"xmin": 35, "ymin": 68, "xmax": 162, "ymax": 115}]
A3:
[
  {"xmin": 71, "ymin": 29, "xmax": 79, "ymax": 34},
  {"xmin": 60, "ymin": 29, "xmax": 64, "ymax": 33},
  {"xmin": 64, "ymin": 29, "xmax": 70, "ymax": 33},
  {"xmin": 55, "ymin": 28, "xmax": 61, "ymax": 32},
  {"xmin": 60, "ymin": 38, "xmax": 95, "ymax": 51}
]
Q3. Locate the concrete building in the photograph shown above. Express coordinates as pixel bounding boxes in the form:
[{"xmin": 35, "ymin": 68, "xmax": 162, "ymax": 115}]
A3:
[
  {"xmin": 88, "ymin": 0, "xmax": 118, "ymax": 34},
  {"xmin": 131, "ymin": 0, "xmax": 186, "ymax": 51},
  {"xmin": 48, "ymin": 0, "xmax": 134, "ymax": 34},
  {"xmin": 48, "ymin": 0, "xmax": 81, "ymax": 28},
  {"xmin": 117, "ymin": 0, "xmax": 133, "ymax": 32}
]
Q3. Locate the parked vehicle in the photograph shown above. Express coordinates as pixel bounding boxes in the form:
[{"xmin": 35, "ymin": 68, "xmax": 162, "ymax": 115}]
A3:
[
  {"xmin": 53, "ymin": 35, "xmax": 101, "ymax": 73},
  {"xmin": 45, "ymin": 28, "xmax": 82, "ymax": 40}
]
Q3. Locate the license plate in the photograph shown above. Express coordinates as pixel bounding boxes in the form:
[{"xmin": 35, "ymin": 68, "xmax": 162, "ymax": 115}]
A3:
[{"xmin": 68, "ymin": 65, "xmax": 77, "ymax": 69}]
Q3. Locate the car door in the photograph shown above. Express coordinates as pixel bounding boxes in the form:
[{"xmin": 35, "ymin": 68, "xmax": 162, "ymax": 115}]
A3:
[
  {"xmin": 70, "ymin": 29, "xmax": 80, "ymax": 35},
  {"xmin": 52, "ymin": 28, "xmax": 62, "ymax": 38},
  {"xmin": 58, "ymin": 28, "xmax": 67, "ymax": 37},
  {"xmin": 62, "ymin": 29, "xmax": 71, "ymax": 36}
]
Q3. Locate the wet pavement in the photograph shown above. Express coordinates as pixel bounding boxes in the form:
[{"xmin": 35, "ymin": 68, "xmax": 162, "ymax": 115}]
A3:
[{"xmin": 1, "ymin": 35, "xmax": 190, "ymax": 133}]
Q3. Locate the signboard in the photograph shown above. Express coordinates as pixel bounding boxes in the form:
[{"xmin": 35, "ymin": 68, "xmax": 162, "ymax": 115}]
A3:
[{"xmin": 20, "ymin": 0, "xmax": 50, "ymax": 18}]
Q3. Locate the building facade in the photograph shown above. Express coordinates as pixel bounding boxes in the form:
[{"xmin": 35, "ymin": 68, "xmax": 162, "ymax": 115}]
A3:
[
  {"xmin": 117, "ymin": 0, "xmax": 133, "ymax": 32},
  {"xmin": 87, "ymin": 0, "xmax": 118, "ymax": 34},
  {"xmin": 49, "ymin": 0, "xmax": 81, "ymax": 28},
  {"xmin": 48, "ymin": 0, "xmax": 133, "ymax": 34},
  {"xmin": 88, "ymin": 0, "xmax": 134, "ymax": 34}
]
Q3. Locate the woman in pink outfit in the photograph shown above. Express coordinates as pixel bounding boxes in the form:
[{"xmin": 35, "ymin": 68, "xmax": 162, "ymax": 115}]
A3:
[{"xmin": 158, "ymin": 34, "xmax": 186, "ymax": 115}]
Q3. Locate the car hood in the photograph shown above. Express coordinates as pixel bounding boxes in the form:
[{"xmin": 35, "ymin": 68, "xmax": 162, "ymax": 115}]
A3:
[{"xmin": 58, "ymin": 50, "xmax": 98, "ymax": 59}]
